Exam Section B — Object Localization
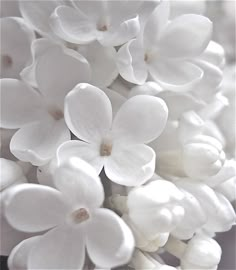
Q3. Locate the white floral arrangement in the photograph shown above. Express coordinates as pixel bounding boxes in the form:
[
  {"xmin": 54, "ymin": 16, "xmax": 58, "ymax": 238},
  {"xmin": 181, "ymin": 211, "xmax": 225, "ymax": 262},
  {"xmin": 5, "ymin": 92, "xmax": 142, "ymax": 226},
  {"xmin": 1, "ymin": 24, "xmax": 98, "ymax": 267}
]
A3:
[{"xmin": 0, "ymin": 0, "xmax": 235, "ymax": 269}]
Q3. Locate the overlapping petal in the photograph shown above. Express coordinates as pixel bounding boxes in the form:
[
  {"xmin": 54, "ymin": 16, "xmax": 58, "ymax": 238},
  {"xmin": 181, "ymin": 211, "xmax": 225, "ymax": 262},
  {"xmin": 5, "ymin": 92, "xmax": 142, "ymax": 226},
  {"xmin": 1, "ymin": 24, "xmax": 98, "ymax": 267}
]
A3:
[
  {"xmin": 105, "ymin": 144, "xmax": 155, "ymax": 186},
  {"xmin": 4, "ymin": 183, "xmax": 69, "ymax": 233},
  {"xmin": 54, "ymin": 157, "xmax": 104, "ymax": 209},
  {"xmin": 112, "ymin": 95, "xmax": 168, "ymax": 144},
  {"xmin": 0, "ymin": 79, "xmax": 44, "ymax": 129},
  {"xmin": 64, "ymin": 84, "xmax": 112, "ymax": 143},
  {"xmin": 35, "ymin": 46, "xmax": 90, "ymax": 109},
  {"xmin": 158, "ymin": 14, "xmax": 212, "ymax": 58},
  {"xmin": 10, "ymin": 117, "xmax": 70, "ymax": 166},
  {"xmin": 87, "ymin": 208, "xmax": 134, "ymax": 268},
  {"xmin": 28, "ymin": 225, "xmax": 85, "ymax": 269}
]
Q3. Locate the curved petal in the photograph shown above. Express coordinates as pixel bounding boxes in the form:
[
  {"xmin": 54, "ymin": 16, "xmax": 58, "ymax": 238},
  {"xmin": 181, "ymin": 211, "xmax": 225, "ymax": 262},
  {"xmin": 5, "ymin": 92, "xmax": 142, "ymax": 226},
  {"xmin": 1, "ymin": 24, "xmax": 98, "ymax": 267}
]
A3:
[
  {"xmin": 50, "ymin": 5, "xmax": 96, "ymax": 44},
  {"xmin": 10, "ymin": 117, "xmax": 70, "ymax": 166},
  {"xmin": 8, "ymin": 236, "xmax": 41, "ymax": 269},
  {"xmin": 28, "ymin": 225, "xmax": 85, "ymax": 270},
  {"xmin": 35, "ymin": 46, "xmax": 90, "ymax": 109},
  {"xmin": 20, "ymin": 38, "xmax": 57, "ymax": 88},
  {"xmin": 4, "ymin": 183, "xmax": 69, "ymax": 233},
  {"xmin": 0, "ymin": 79, "xmax": 44, "ymax": 129},
  {"xmin": 112, "ymin": 95, "xmax": 168, "ymax": 144},
  {"xmin": 143, "ymin": 1, "xmax": 170, "ymax": 49},
  {"xmin": 105, "ymin": 144, "xmax": 155, "ymax": 186},
  {"xmin": 98, "ymin": 15, "xmax": 140, "ymax": 47},
  {"xmin": 78, "ymin": 41, "xmax": 118, "ymax": 87},
  {"xmin": 57, "ymin": 140, "xmax": 104, "ymax": 175},
  {"xmin": 0, "ymin": 17, "xmax": 35, "ymax": 79},
  {"xmin": 87, "ymin": 208, "xmax": 134, "ymax": 268},
  {"xmin": 117, "ymin": 39, "xmax": 148, "ymax": 85},
  {"xmin": 64, "ymin": 83, "xmax": 112, "ymax": 143},
  {"xmin": 19, "ymin": 0, "xmax": 63, "ymax": 37},
  {"xmin": 0, "ymin": 158, "xmax": 26, "ymax": 191},
  {"xmin": 149, "ymin": 59, "xmax": 203, "ymax": 91},
  {"xmin": 158, "ymin": 14, "xmax": 212, "ymax": 58},
  {"xmin": 54, "ymin": 155, "xmax": 104, "ymax": 209},
  {"xmin": 0, "ymin": 208, "xmax": 32, "ymax": 256}
]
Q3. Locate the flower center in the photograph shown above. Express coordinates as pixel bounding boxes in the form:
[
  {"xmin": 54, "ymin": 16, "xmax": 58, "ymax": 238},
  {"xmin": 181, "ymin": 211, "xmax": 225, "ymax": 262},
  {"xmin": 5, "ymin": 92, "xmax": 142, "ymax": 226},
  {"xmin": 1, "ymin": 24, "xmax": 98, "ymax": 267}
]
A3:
[
  {"xmin": 97, "ymin": 24, "xmax": 108, "ymax": 31},
  {"xmin": 1, "ymin": 54, "xmax": 13, "ymax": 68},
  {"xmin": 100, "ymin": 140, "xmax": 113, "ymax": 156},
  {"xmin": 47, "ymin": 106, "xmax": 64, "ymax": 120},
  {"xmin": 71, "ymin": 208, "xmax": 90, "ymax": 224},
  {"xmin": 144, "ymin": 53, "xmax": 149, "ymax": 62}
]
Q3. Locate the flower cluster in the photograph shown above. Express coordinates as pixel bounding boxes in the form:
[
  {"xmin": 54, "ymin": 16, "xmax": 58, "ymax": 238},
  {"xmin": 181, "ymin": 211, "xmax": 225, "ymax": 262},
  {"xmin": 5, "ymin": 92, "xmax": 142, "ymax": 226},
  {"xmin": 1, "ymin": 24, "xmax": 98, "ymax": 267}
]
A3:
[{"xmin": 0, "ymin": 1, "xmax": 235, "ymax": 269}]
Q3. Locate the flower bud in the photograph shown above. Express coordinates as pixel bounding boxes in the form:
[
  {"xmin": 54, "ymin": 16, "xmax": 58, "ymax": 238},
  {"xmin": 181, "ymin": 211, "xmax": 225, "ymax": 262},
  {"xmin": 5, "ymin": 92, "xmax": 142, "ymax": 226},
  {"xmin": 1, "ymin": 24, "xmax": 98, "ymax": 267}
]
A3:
[
  {"xmin": 182, "ymin": 135, "xmax": 225, "ymax": 179},
  {"xmin": 127, "ymin": 180, "xmax": 185, "ymax": 238},
  {"xmin": 181, "ymin": 235, "xmax": 222, "ymax": 270}
]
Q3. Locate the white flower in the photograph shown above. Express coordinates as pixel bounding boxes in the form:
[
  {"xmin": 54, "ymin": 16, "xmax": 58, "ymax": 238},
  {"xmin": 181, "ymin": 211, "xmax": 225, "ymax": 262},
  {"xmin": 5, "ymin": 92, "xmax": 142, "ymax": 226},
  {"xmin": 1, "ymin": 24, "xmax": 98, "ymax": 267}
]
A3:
[
  {"xmin": 181, "ymin": 235, "xmax": 222, "ymax": 270},
  {"xmin": 5, "ymin": 157, "xmax": 134, "ymax": 269},
  {"xmin": 126, "ymin": 180, "xmax": 184, "ymax": 245},
  {"xmin": 0, "ymin": 44, "xmax": 90, "ymax": 166},
  {"xmin": 0, "ymin": 158, "xmax": 32, "ymax": 256},
  {"xmin": 60, "ymin": 83, "xmax": 168, "ymax": 186},
  {"xmin": 164, "ymin": 235, "xmax": 222, "ymax": 270},
  {"xmin": 117, "ymin": 1, "xmax": 212, "ymax": 90},
  {"xmin": 50, "ymin": 0, "xmax": 142, "ymax": 46},
  {"xmin": 0, "ymin": 17, "xmax": 35, "ymax": 79}
]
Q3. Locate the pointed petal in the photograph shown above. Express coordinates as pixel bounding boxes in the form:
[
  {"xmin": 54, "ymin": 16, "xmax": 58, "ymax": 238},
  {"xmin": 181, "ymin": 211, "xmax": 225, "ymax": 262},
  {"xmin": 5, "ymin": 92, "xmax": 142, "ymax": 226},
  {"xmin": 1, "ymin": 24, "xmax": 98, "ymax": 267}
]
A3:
[
  {"xmin": 98, "ymin": 16, "xmax": 140, "ymax": 47},
  {"xmin": 10, "ymin": 117, "xmax": 70, "ymax": 166},
  {"xmin": 143, "ymin": 1, "xmax": 170, "ymax": 49},
  {"xmin": 28, "ymin": 225, "xmax": 85, "ymax": 269},
  {"xmin": 87, "ymin": 208, "xmax": 134, "ymax": 268},
  {"xmin": 57, "ymin": 140, "xmax": 104, "ymax": 175},
  {"xmin": 54, "ymin": 155, "xmax": 104, "ymax": 209},
  {"xmin": 112, "ymin": 95, "xmax": 168, "ymax": 144},
  {"xmin": 4, "ymin": 183, "xmax": 69, "ymax": 233},
  {"xmin": 50, "ymin": 5, "xmax": 96, "ymax": 44},
  {"xmin": 35, "ymin": 46, "xmax": 90, "ymax": 109},
  {"xmin": 117, "ymin": 39, "xmax": 148, "ymax": 85},
  {"xmin": 0, "ymin": 79, "xmax": 44, "ymax": 129},
  {"xmin": 64, "ymin": 83, "xmax": 112, "ymax": 143},
  {"xmin": 105, "ymin": 144, "xmax": 155, "ymax": 186}
]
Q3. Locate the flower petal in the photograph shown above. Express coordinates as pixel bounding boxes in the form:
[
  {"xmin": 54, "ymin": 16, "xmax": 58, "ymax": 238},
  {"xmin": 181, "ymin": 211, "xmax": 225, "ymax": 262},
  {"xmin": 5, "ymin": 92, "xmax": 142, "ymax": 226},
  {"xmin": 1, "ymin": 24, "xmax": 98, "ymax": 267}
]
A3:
[
  {"xmin": 4, "ymin": 183, "xmax": 69, "ymax": 233},
  {"xmin": 28, "ymin": 225, "xmax": 85, "ymax": 269},
  {"xmin": 149, "ymin": 60, "xmax": 203, "ymax": 91},
  {"xmin": 87, "ymin": 208, "xmax": 134, "ymax": 268},
  {"xmin": 158, "ymin": 14, "xmax": 212, "ymax": 58},
  {"xmin": 112, "ymin": 95, "xmax": 168, "ymax": 144},
  {"xmin": 0, "ymin": 207, "xmax": 32, "ymax": 256},
  {"xmin": 78, "ymin": 41, "xmax": 118, "ymax": 88},
  {"xmin": 54, "ymin": 156, "xmax": 104, "ymax": 209},
  {"xmin": 143, "ymin": 1, "xmax": 170, "ymax": 50},
  {"xmin": 105, "ymin": 144, "xmax": 155, "ymax": 186},
  {"xmin": 103, "ymin": 88, "xmax": 126, "ymax": 117},
  {"xmin": 35, "ymin": 46, "xmax": 90, "ymax": 109},
  {"xmin": 117, "ymin": 39, "xmax": 148, "ymax": 85},
  {"xmin": 20, "ymin": 38, "xmax": 56, "ymax": 88},
  {"xmin": 0, "ymin": 158, "xmax": 26, "ymax": 191},
  {"xmin": 19, "ymin": 0, "xmax": 62, "ymax": 37},
  {"xmin": 64, "ymin": 83, "xmax": 112, "ymax": 143},
  {"xmin": 50, "ymin": 5, "xmax": 96, "ymax": 44},
  {"xmin": 0, "ymin": 17, "xmax": 35, "ymax": 79},
  {"xmin": 8, "ymin": 236, "xmax": 41, "ymax": 269},
  {"xmin": 98, "ymin": 15, "xmax": 140, "ymax": 47},
  {"xmin": 57, "ymin": 140, "xmax": 104, "ymax": 175},
  {"xmin": 0, "ymin": 79, "xmax": 44, "ymax": 129},
  {"xmin": 10, "ymin": 117, "xmax": 70, "ymax": 166}
]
